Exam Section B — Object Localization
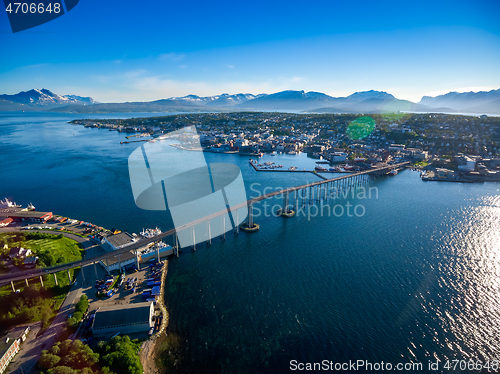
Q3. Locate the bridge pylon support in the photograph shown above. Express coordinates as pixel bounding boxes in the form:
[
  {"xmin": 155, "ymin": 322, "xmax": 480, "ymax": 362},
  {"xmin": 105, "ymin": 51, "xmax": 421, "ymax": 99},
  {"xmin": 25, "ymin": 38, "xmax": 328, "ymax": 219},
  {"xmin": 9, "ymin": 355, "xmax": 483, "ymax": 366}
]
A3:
[
  {"xmin": 94, "ymin": 261, "xmax": 98, "ymax": 278},
  {"xmin": 222, "ymin": 216, "xmax": 226, "ymax": 241},
  {"xmin": 81, "ymin": 266, "xmax": 85, "ymax": 283},
  {"xmin": 175, "ymin": 233, "xmax": 179, "ymax": 257},
  {"xmin": 53, "ymin": 272, "xmax": 58, "ymax": 286},
  {"xmin": 11, "ymin": 281, "xmax": 15, "ymax": 292},
  {"xmin": 134, "ymin": 250, "xmax": 139, "ymax": 270},
  {"xmin": 192, "ymin": 227, "xmax": 196, "ymax": 251},
  {"xmin": 39, "ymin": 276, "xmax": 44, "ymax": 288},
  {"xmin": 25, "ymin": 278, "xmax": 29, "ymax": 287},
  {"xmin": 67, "ymin": 269, "xmax": 71, "ymax": 283},
  {"xmin": 241, "ymin": 203, "xmax": 260, "ymax": 232},
  {"xmin": 207, "ymin": 221, "xmax": 212, "ymax": 246},
  {"xmin": 280, "ymin": 192, "xmax": 295, "ymax": 217}
]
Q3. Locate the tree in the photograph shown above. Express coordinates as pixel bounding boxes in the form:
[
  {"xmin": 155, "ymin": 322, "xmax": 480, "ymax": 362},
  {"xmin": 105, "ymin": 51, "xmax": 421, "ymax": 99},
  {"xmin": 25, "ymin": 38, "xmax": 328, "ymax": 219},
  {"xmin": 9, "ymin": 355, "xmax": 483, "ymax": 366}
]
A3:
[
  {"xmin": 98, "ymin": 336, "xmax": 143, "ymax": 374},
  {"xmin": 41, "ymin": 305, "xmax": 52, "ymax": 327},
  {"xmin": 48, "ymin": 366, "xmax": 77, "ymax": 374},
  {"xmin": 39, "ymin": 352, "xmax": 61, "ymax": 369}
]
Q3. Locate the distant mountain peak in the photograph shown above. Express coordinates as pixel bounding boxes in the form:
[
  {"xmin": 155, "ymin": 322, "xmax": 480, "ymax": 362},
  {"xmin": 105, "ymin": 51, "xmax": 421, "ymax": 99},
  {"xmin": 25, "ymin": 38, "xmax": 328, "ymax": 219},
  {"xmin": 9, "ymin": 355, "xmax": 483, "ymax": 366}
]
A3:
[
  {"xmin": 419, "ymin": 88, "xmax": 500, "ymax": 113},
  {"xmin": 346, "ymin": 90, "xmax": 395, "ymax": 101},
  {"xmin": 0, "ymin": 88, "xmax": 97, "ymax": 107}
]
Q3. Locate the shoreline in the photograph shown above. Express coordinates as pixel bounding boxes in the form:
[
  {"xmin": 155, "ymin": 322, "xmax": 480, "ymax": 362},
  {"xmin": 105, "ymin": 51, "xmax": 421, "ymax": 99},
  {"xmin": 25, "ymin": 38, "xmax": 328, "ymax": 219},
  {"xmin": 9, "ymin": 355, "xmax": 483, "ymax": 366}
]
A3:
[{"xmin": 140, "ymin": 259, "xmax": 169, "ymax": 374}]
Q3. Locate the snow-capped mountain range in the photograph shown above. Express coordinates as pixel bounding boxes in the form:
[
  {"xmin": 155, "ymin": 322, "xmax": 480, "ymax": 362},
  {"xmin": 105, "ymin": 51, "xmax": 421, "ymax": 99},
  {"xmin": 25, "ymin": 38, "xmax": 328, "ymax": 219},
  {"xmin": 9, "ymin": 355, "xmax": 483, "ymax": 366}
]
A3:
[
  {"xmin": 0, "ymin": 89, "xmax": 97, "ymax": 107},
  {"xmin": 0, "ymin": 88, "xmax": 498, "ymax": 114}
]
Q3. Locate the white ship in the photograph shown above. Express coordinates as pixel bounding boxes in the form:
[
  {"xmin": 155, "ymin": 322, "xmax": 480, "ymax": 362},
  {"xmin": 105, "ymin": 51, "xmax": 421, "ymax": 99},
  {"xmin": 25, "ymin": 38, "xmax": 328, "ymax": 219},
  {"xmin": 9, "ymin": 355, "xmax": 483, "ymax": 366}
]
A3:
[
  {"xmin": 0, "ymin": 198, "xmax": 21, "ymax": 209},
  {"xmin": 27, "ymin": 203, "xmax": 35, "ymax": 211},
  {"xmin": 140, "ymin": 227, "xmax": 162, "ymax": 238}
]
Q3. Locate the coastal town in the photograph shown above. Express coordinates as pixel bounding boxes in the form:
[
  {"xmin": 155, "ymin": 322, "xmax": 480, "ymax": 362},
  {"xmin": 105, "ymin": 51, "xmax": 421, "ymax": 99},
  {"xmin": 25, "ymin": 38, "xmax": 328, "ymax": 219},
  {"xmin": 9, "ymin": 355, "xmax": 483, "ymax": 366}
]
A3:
[{"xmin": 73, "ymin": 112, "xmax": 500, "ymax": 182}]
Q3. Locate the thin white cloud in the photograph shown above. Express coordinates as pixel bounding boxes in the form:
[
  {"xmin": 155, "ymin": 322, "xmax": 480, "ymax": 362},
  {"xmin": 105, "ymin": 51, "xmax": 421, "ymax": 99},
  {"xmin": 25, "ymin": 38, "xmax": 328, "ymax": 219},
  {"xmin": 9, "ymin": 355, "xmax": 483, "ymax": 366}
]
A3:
[
  {"xmin": 124, "ymin": 69, "xmax": 147, "ymax": 79},
  {"xmin": 159, "ymin": 53, "xmax": 185, "ymax": 61}
]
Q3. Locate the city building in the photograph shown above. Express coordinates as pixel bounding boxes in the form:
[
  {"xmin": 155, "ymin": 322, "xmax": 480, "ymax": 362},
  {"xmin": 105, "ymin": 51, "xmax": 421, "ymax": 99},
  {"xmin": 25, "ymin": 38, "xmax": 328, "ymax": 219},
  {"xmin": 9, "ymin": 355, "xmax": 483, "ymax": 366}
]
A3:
[
  {"xmin": 102, "ymin": 232, "xmax": 136, "ymax": 252},
  {"xmin": 457, "ymin": 156, "xmax": 476, "ymax": 172},
  {"xmin": 24, "ymin": 256, "xmax": 38, "ymax": 268},
  {"xmin": 91, "ymin": 302, "xmax": 154, "ymax": 337},
  {"xmin": 0, "ymin": 218, "xmax": 13, "ymax": 227},
  {"xmin": 0, "ymin": 336, "xmax": 20, "ymax": 374},
  {"xmin": 8, "ymin": 247, "xmax": 31, "ymax": 259}
]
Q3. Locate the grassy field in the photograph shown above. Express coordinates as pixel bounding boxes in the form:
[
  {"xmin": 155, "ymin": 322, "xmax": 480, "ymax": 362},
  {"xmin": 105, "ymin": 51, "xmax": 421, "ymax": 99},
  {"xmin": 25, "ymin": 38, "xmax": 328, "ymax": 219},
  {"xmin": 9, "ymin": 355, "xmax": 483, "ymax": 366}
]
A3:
[
  {"xmin": 414, "ymin": 161, "xmax": 429, "ymax": 167},
  {"xmin": 0, "ymin": 232, "xmax": 83, "ymax": 332},
  {"xmin": 0, "ymin": 232, "xmax": 83, "ymax": 264}
]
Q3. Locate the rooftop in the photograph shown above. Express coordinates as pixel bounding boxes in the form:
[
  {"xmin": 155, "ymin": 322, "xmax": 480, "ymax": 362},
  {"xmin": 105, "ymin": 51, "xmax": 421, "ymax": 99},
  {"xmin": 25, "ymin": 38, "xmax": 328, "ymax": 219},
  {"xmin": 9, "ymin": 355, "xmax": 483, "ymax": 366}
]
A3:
[
  {"xmin": 105, "ymin": 232, "xmax": 136, "ymax": 249},
  {"xmin": 8, "ymin": 211, "xmax": 52, "ymax": 218},
  {"xmin": 92, "ymin": 302, "xmax": 152, "ymax": 330},
  {"xmin": 0, "ymin": 335, "xmax": 18, "ymax": 359}
]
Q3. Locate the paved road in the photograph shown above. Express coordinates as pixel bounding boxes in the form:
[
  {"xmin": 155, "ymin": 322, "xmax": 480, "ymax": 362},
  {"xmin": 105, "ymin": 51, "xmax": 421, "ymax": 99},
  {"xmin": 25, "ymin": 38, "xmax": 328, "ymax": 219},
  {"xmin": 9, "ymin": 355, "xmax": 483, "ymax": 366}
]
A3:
[{"xmin": 7, "ymin": 272, "xmax": 83, "ymax": 374}]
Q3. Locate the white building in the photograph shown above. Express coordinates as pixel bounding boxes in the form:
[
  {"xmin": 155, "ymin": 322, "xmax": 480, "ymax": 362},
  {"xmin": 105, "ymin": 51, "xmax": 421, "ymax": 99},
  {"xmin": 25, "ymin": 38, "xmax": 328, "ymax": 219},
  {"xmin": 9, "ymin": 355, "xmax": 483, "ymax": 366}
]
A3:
[{"xmin": 457, "ymin": 156, "xmax": 476, "ymax": 172}]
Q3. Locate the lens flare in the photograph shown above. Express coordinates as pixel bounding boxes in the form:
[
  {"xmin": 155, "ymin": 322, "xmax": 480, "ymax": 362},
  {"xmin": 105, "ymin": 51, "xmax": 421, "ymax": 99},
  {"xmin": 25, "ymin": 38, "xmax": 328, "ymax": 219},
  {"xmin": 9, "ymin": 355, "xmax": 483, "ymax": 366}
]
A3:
[{"xmin": 346, "ymin": 116, "xmax": 376, "ymax": 140}]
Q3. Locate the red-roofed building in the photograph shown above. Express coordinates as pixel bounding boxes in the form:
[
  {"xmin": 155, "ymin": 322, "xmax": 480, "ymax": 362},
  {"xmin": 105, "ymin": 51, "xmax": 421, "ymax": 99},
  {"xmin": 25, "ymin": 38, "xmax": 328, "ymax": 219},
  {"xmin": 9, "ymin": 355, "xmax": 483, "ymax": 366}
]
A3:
[
  {"xmin": 8, "ymin": 211, "xmax": 52, "ymax": 223},
  {"xmin": 0, "ymin": 218, "xmax": 13, "ymax": 227}
]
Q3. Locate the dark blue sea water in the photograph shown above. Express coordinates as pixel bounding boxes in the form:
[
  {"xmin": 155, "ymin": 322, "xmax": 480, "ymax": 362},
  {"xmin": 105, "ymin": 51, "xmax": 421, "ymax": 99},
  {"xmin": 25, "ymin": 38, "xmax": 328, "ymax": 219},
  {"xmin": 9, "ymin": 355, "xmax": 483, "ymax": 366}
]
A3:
[{"xmin": 1, "ymin": 112, "xmax": 500, "ymax": 373}]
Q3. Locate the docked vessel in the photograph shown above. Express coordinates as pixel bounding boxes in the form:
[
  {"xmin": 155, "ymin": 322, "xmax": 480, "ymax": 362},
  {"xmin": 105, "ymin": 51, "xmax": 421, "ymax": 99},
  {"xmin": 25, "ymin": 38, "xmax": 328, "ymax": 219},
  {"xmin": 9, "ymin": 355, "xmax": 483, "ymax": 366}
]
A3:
[
  {"xmin": 315, "ymin": 166, "xmax": 327, "ymax": 172},
  {"xmin": 140, "ymin": 241, "xmax": 173, "ymax": 261},
  {"xmin": 0, "ymin": 198, "xmax": 21, "ymax": 209},
  {"xmin": 140, "ymin": 227, "xmax": 162, "ymax": 238}
]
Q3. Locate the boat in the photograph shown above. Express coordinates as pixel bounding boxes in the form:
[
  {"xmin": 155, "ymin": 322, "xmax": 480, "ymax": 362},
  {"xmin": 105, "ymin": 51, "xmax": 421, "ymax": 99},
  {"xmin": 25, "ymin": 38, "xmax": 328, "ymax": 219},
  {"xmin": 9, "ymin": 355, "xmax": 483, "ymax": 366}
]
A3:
[
  {"xmin": 140, "ymin": 227, "xmax": 162, "ymax": 238},
  {"xmin": 27, "ymin": 203, "xmax": 35, "ymax": 210},
  {"xmin": 288, "ymin": 166, "xmax": 297, "ymax": 171},
  {"xmin": 387, "ymin": 169, "xmax": 398, "ymax": 176},
  {"xmin": 315, "ymin": 166, "xmax": 327, "ymax": 172},
  {"xmin": 0, "ymin": 198, "xmax": 21, "ymax": 209}
]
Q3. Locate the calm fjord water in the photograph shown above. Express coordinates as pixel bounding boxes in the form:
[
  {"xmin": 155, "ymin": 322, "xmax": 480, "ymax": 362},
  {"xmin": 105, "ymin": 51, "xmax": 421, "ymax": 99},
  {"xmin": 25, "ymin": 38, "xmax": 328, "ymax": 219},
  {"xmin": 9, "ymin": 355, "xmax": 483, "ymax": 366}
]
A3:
[{"xmin": 1, "ymin": 113, "xmax": 499, "ymax": 373}]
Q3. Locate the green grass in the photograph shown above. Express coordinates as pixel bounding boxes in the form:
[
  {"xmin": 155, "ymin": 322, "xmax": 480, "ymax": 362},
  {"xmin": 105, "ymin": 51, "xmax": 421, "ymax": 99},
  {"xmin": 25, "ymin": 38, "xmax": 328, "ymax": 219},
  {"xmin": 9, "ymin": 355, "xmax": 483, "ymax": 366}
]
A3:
[
  {"xmin": 0, "ymin": 232, "xmax": 83, "ymax": 332},
  {"xmin": 414, "ymin": 161, "xmax": 429, "ymax": 167}
]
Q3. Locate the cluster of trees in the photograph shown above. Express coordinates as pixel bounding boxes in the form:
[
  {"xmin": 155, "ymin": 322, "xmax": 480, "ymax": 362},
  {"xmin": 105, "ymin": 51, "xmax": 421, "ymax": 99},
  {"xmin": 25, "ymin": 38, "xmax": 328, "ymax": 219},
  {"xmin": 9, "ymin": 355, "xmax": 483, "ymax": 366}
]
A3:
[
  {"xmin": 25, "ymin": 232, "xmax": 64, "ymax": 240},
  {"xmin": 68, "ymin": 295, "xmax": 89, "ymax": 328},
  {"xmin": 39, "ymin": 339, "xmax": 100, "ymax": 374},
  {"xmin": 96, "ymin": 336, "xmax": 143, "ymax": 374},
  {"xmin": 39, "ymin": 336, "xmax": 143, "ymax": 374},
  {"xmin": 0, "ymin": 285, "xmax": 53, "ymax": 333}
]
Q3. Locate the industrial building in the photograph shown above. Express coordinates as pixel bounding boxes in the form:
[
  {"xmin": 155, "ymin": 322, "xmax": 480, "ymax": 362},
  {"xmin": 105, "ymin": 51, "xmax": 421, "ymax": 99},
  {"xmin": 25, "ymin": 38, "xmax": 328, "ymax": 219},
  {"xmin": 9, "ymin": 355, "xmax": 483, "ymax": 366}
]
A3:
[
  {"xmin": 7, "ymin": 211, "xmax": 53, "ymax": 223},
  {"xmin": 102, "ymin": 232, "xmax": 136, "ymax": 252},
  {"xmin": 91, "ymin": 302, "xmax": 154, "ymax": 337}
]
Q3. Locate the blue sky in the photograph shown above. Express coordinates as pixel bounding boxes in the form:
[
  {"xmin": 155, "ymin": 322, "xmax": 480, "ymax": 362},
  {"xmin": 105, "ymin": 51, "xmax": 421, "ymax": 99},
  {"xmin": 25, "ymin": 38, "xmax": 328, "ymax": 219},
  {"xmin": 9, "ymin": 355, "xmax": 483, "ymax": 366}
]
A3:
[{"xmin": 1, "ymin": 0, "xmax": 499, "ymax": 102}]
